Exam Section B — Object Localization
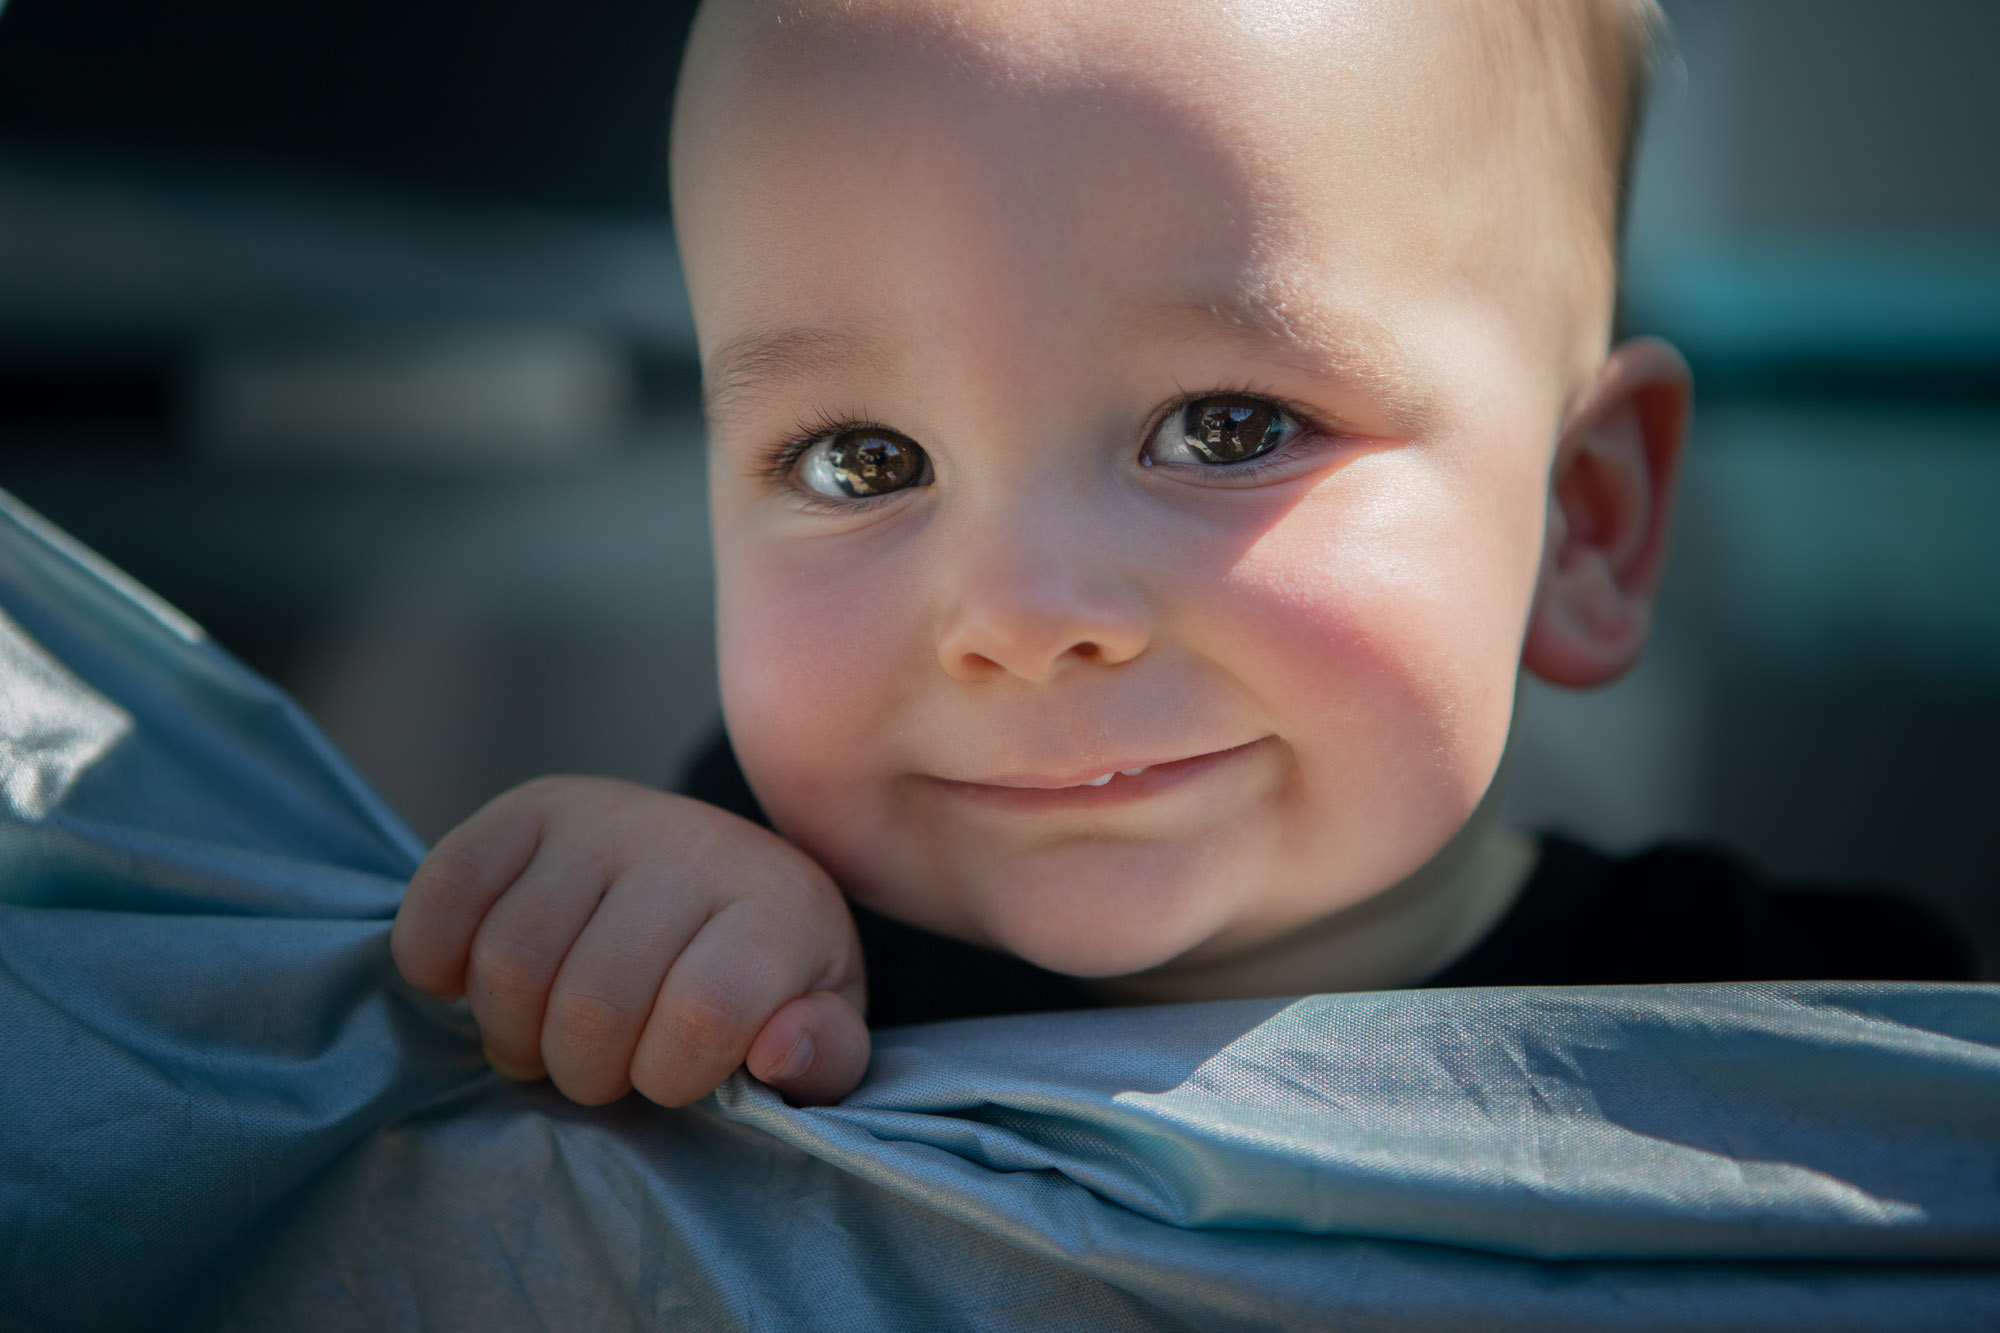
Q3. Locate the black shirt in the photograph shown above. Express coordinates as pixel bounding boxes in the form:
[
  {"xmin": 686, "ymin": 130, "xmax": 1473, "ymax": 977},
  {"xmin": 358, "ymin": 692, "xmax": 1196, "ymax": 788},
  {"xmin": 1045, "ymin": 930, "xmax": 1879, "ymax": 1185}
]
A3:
[{"xmin": 679, "ymin": 734, "xmax": 1980, "ymax": 1028}]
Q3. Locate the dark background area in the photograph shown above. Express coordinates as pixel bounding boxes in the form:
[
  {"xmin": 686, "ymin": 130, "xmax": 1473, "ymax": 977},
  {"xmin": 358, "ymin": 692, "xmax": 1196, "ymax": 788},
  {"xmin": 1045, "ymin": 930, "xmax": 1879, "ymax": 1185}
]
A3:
[
  {"xmin": 0, "ymin": 0, "xmax": 692, "ymax": 212},
  {"xmin": 1, "ymin": 0, "xmax": 1995, "ymax": 972}
]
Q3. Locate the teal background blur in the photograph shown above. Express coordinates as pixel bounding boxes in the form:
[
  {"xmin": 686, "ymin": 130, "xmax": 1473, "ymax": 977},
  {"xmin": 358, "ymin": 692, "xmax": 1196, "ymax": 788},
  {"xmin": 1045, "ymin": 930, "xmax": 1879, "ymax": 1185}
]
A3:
[{"xmin": 1, "ymin": 0, "xmax": 1994, "ymax": 969}]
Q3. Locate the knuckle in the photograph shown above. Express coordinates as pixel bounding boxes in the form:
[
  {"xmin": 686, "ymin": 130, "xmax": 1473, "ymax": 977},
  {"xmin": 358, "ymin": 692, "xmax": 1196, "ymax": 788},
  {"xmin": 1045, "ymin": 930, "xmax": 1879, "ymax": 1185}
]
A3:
[
  {"xmin": 666, "ymin": 987, "xmax": 744, "ymax": 1059},
  {"xmin": 408, "ymin": 843, "xmax": 489, "ymax": 916},
  {"xmin": 466, "ymin": 932, "xmax": 558, "ymax": 1002},
  {"xmin": 546, "ymin": 986, "xmax": 640, "ymax": 1049}
]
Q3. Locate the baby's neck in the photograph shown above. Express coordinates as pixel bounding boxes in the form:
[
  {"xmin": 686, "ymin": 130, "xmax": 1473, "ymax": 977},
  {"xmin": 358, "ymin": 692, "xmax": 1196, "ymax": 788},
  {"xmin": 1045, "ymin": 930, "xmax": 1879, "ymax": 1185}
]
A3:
[{"xmin": 1083, "ymin": 811, "xmax": 1536, "ymax": 1005}]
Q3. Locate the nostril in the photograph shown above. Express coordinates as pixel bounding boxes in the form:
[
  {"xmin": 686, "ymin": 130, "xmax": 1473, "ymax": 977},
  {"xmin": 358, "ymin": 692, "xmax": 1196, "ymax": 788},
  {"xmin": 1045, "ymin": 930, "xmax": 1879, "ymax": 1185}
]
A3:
[{"xmin": 940, "ymin": 623, "xmax": 1145, "ymax": 682}]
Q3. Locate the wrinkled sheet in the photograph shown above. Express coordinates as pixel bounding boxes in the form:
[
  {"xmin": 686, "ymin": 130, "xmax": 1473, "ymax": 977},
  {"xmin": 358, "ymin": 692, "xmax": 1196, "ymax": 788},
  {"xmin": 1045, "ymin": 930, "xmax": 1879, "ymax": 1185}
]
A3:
[{"xmin": 2, "ymin": 485, "xmax": 1997, "ymax": 1333}]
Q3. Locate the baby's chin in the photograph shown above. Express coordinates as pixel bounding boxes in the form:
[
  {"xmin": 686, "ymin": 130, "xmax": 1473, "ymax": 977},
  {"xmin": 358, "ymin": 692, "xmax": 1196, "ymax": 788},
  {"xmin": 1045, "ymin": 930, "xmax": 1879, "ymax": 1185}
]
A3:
[
  {"xmin": 914, "ymin": 839, "xmax": 1245, "ymax": 979},
  {"xmin": 992, "ymin": 926, "xmax": 1205, "ymax": 981}
]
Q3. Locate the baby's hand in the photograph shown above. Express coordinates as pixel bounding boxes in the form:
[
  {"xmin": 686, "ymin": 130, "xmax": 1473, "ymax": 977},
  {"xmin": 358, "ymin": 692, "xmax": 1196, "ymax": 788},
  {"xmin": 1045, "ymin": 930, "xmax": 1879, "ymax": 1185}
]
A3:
[{"xmin": 392, "ymin": 777, "xmax": 868, "ymax": 1107}]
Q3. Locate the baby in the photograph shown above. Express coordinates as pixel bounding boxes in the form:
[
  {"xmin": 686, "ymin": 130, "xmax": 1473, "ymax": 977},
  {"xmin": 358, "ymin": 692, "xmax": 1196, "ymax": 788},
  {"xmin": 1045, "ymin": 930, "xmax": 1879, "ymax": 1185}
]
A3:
[{"xmin": 392, "ymin": 0, "xmax": 1970, "ymax": 1110}]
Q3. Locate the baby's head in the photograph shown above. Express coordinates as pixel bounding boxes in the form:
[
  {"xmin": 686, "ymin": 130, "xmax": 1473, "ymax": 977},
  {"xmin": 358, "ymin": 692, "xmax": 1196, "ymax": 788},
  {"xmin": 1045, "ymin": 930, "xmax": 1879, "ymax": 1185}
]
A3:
[{"xmin": 671, "ymin": 0, "xmax": 1690, "ymax": 988}]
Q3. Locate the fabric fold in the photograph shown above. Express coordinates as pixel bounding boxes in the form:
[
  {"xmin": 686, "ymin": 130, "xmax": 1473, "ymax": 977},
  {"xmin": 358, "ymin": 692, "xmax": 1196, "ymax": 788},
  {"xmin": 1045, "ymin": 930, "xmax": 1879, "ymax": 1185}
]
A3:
[{"xmin": 4, "ymin": 485, "xmax": 1997, "ymax": 1333}]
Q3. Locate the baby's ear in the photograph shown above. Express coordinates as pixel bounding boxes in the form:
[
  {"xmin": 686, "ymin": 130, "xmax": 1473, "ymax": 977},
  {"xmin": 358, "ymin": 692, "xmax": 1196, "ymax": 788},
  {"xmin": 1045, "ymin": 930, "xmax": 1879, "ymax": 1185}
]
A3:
[{"xmin": 1521, "ymin": 337, "xmax": 1691, "ymax": 688}]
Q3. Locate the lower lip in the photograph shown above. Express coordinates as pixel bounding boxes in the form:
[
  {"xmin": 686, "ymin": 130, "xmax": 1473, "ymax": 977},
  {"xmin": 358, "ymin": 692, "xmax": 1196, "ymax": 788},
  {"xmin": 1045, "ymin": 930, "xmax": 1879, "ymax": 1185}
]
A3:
[{"xmin": 928, "ymin": 738, "xmax": 1269, "ymax": 812}]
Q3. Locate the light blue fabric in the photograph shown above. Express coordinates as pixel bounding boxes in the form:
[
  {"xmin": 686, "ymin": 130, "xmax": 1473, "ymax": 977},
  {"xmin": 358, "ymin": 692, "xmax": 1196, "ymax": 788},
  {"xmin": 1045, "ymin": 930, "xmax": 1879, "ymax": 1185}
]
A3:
[{"xmin": 2, "ymin": 485, "xmax": 1997, "ymax": 1332}]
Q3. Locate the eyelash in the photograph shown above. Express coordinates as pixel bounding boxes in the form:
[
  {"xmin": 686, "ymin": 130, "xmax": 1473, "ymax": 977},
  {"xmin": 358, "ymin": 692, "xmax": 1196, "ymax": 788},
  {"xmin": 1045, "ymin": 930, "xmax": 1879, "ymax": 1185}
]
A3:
[
  {"xmin": 754, "ymin": 408, "xmax": 872, "ymax": 483},
  {"xmin": 753, "ymin": 386, "xmax": 1334, "ymax": 507},
  {"xmin": 751, "ymin": 409, "xmax": 916, "ymax": 514}
]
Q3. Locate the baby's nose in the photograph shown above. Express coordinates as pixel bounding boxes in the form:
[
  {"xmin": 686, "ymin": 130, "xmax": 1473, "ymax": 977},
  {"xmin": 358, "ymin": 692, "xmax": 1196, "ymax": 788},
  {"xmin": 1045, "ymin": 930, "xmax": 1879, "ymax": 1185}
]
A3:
[{"xmin": 934, "ymin": 529, "xmax": 1150, "ymax": 684}]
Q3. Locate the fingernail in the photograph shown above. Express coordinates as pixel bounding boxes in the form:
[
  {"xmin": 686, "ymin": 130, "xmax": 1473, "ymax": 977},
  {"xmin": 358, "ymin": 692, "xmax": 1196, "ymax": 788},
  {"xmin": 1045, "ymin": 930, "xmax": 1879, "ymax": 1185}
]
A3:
[{"xmin": 770, "ymin": 1031, "xmax": 816, "ymax": 1083}]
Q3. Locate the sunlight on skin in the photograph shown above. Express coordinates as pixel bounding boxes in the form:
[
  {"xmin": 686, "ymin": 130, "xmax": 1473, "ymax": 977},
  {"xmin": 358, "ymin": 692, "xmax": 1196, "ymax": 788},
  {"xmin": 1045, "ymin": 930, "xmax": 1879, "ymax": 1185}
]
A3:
[{"xmin": 672, "ymin": 0, "xmax": 1679, "ymax": 998}]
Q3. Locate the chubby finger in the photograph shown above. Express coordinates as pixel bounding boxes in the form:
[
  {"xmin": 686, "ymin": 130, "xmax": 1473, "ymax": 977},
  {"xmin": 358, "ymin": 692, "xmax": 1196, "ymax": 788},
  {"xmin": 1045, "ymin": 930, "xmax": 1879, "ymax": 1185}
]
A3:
[
  {"xmin": 392, "ymin": 790, "xmax": 548, "ymax": 1000},
  {"xmin": 745, "ymin": 990, "xmax": 871, "ymax": 1106},
  {"xmin": 536, "ymin": 866, "xmax": 714, "ymax": 1104},
  {"xmin": 460, "ymin": 840, "xmax": 627, "ymax": 1082},
  {"xmin": 629, "ymin": 893, "xmax": 864, "ymax": 1108}
]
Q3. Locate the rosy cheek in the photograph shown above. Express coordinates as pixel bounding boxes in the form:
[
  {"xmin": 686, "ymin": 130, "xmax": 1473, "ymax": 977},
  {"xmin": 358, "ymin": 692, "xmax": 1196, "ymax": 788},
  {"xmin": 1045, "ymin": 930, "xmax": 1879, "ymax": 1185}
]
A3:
[
  {"xmin": 1205, "ymin": 471, "xmax": 1527, "ymax": 811},
  {"xmin": 716, "ymin": 543, "xmax": 915, "ymax": 809}
]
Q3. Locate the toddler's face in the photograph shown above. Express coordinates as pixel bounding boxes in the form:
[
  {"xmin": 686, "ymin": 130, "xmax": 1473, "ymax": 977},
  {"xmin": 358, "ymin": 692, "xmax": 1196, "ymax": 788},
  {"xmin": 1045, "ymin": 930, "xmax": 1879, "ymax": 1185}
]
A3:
[{"xmin": 678, "ymin": 0, "xmax": 1596, "ymax": 977}]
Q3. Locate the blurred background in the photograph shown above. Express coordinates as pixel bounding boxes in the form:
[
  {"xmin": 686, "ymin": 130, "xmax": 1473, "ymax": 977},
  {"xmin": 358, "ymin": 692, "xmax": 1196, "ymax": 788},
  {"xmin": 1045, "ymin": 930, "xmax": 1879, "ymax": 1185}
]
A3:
[{"xmin": 2, "ymin": 0, "xmax": 1995, "ymax": 971}]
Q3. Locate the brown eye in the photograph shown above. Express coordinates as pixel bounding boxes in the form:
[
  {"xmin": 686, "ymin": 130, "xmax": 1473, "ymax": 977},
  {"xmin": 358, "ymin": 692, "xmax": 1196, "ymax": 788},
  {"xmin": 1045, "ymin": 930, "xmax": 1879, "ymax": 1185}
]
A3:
[
  {"xmin": 1141, "ymin": 393, "xmax": 1302, "ymax": 471},
  {"xmin": 797, "ymin": 428, "xmax": 930, "ymax": 498},
  {"xmin": 1180, "ymin": 395, "xmax": 1286, "ymax": 464}
]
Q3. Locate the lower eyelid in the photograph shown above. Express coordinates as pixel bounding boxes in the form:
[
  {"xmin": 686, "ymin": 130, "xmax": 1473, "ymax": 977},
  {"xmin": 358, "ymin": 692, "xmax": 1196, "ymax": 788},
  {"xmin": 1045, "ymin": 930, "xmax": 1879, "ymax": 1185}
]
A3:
[
  {"xmin": 790, "ymin": 494, "xmax": 896, "ymax": 516},
  {"xmin": 783, "ymin": 483, "xmax": 914, "ymax": 514}
]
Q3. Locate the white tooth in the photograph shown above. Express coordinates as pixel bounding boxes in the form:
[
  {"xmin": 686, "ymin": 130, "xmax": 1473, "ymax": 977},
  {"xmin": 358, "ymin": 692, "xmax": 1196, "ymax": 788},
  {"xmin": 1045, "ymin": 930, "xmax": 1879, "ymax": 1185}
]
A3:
[
  {"xmin": 1120, "ymin": 767, "xmax": 1149, "ymax": 777},
  {"xmin": 1084, "ymin": 773, "xmax": 1114, "ymax": 787}
]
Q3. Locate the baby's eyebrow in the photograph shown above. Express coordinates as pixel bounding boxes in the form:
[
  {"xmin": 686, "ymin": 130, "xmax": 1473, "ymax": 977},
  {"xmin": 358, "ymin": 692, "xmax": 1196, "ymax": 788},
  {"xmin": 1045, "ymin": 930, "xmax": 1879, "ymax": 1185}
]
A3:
[
  {"xmin": 1136, "ymin": 292, "xmax": 1440, "ymax": 434},
  {"xmin": 704, "ymin": 300, "xmax": 1439, "ymax": 436},
  {"xmin": 703, "ymin": 324, "xmax": 894, "ymax": 429}
]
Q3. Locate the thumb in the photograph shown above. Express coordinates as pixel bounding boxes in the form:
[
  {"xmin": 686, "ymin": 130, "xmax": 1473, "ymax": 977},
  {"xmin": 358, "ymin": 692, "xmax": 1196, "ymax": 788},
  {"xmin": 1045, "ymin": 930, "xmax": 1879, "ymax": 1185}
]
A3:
[{"xmin": 744, "ymin": 989, "xmax": 871, "ymax": 1106}]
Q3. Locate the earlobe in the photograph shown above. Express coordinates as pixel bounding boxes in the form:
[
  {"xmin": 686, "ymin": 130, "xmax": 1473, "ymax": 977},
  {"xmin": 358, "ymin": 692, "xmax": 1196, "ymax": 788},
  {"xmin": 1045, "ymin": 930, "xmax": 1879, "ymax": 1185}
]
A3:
[{"xmin": 1522, "ymin": 336, "xmax": 1691, "ymax": 689}]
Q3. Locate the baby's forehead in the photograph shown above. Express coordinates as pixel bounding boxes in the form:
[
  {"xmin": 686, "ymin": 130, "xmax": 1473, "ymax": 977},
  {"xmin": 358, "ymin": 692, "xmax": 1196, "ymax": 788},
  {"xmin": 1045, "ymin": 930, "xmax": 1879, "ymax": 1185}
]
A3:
[
  {"xmin": 678, "ymin": 0, "xmax": 1631, "ymax": 244},
  {"xmin": 676, "ymin": 0, "xmax": 1644, "ymax": 383},
  {"xmin": 680, "ymin": 0, "xmax": 1506, "ymax": 268},
  {"xmin": 692, "ymin": 0, "xmax": 1455, "ymax": 128},
  {"xmin": 685, "ymin": 0, "xmax": 1614, "ymax": 127}
]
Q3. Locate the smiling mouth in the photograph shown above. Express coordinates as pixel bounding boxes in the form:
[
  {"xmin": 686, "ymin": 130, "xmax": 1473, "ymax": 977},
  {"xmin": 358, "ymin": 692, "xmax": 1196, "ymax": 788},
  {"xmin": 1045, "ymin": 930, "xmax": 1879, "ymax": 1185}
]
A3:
[{"xmin": 929, "ymin": 738, "xmax": 1270, "ymax": 807}]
